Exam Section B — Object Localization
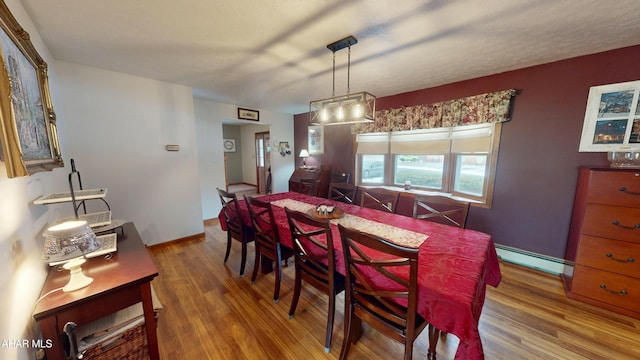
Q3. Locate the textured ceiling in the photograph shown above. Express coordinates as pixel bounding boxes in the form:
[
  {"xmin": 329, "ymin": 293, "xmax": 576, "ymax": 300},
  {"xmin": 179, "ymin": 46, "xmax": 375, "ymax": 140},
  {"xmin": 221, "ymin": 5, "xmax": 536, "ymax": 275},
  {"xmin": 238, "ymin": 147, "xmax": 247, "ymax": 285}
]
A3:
[{"xmin": 19, "ymin": 0, "xmax": 640, "ymax": 115}]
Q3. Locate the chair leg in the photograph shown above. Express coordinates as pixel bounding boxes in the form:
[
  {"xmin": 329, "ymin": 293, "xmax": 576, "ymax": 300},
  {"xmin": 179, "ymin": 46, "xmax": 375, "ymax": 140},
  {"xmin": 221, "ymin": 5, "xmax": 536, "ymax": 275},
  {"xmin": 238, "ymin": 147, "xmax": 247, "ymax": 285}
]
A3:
[
  {"xmin": 428, "ymin": 324, "xmax": 440, "ymax": 360},
  {"xmin": 273, "ymin": 251, "xmax": 282, "ymax": 303},
  {"xmin": 288, "ymin": 266, "xmax": 302, "ymax": 319},
  {"xmin": 251, "ymin": 245, "xmax": 260, "ymax": 284},
  {"xmin": 239, "ymin": 241, "xmax": 247, "ymax": 277},
  {"xmin": 324, "ymin": 291, "xmax": 336, "ymax": 352},
  {"xmin": 338, "ymin": 302, "xmax": 353, "ymax": 360},
  {"xmin": 224, "ymin": 233, "xmax": 232, "ymax": 263},
  {"xmin": 404, "ymin": 338, "xmax": 414, "ymax": 360}
]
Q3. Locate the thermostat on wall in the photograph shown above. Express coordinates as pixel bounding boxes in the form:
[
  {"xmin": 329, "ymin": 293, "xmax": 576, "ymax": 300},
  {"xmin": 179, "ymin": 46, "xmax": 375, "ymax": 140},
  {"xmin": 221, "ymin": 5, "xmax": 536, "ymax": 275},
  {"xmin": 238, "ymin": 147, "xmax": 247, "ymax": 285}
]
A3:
[{"xmin": 165, "ymin": 145, "xmax": 180, "ymax": 151}]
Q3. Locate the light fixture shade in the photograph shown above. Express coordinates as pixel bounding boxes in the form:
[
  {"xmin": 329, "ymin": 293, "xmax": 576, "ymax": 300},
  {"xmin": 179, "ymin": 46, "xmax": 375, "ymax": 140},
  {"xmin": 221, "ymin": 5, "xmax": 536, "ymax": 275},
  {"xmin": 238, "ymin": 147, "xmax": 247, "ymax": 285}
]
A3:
[
  {"xmin": 310, "ymin": 91, "xmax": 376, "ymax": 126},
  {"xmin": 42, "ymin": 220, "xmax": 99, "ymax": 292},
  {"xmin": 42, "ymin": 220, "xmax": 99, "ymax": 263},
  {"xmin": 299, "ymin": 149, "xmax": 310, "ymax": 157}
]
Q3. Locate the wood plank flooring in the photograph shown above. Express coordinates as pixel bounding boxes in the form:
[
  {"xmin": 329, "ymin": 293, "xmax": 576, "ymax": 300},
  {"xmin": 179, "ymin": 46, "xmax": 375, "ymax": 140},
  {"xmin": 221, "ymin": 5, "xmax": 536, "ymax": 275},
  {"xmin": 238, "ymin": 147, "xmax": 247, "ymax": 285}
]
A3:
[{"xmin": 147, "ymin": 220, "xmax": 640, "ymax": 359}]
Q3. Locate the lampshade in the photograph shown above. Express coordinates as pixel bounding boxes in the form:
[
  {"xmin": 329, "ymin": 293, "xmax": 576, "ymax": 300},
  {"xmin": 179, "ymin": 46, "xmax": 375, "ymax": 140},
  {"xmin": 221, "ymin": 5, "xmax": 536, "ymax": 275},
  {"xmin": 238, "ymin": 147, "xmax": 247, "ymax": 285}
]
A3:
[
  {"xmin": 309, "ymin": 35, "xmax": 376, "ymax": 126},
  {"xmin": 42, "ymin": 220, "xmax": 99, "ymax": 292},
  {"xmin": 299, "ymin": 149, "xmax": 310, "ymax": 158}
]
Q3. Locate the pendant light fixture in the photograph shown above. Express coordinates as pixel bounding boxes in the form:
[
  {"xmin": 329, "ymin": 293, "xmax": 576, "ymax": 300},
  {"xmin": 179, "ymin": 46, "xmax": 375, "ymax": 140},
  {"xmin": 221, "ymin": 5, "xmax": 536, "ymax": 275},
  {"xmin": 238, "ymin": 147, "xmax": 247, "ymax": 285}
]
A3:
[{"xmin": 309, "ymin": 35, "xmax": 376, "ymax": 125}]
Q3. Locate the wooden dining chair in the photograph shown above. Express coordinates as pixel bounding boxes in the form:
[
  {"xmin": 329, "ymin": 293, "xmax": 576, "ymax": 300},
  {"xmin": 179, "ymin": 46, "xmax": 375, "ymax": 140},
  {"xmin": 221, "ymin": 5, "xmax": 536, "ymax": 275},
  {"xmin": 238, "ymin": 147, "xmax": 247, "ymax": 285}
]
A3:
[
  {"xmin": 337, "ymin": 224, "xmax": 428, "ymax": 360},
  {"xmin": 296, "ymin": 178, "xmax": 321, "ymax": 196},
  {"xmin": 244, "ymin": 195, "xmax": 295, "ymax": 303},
  {"xmin": 328, "ymin": 182, "xmax": 357, "ymax": 204},
  {"xmin": 359, "ymin": 187, "xmax": 400, "ymax": 213},
  {"xmin": 284, "ymin": 207, "xmax": 345, "ymax": 352},
  {"xmin": 217, "ymin": 188, "xmax": 254, "ymax": 277},
  {"xmin": 412, "ymin": 194, "xmax": 470, "ymax": 228}
]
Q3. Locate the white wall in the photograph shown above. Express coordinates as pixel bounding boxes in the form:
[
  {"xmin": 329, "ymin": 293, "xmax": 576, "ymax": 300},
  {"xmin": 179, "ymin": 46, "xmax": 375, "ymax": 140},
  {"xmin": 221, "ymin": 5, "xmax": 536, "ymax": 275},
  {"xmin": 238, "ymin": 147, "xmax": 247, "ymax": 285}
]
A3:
[
  {"xmin": 53, "ymin": 61, "xmax": 204, "ymax": 245},
  {"xmin": 0, "ymin": 2, "xmax": 292, "ymax": 357},
  {"xmin": 0, "ymin": 1, "xmax": 67, "ymax": 359},
  {"xmin": 194, "ymin": 98, "xmax": 294, "ymax": 220}
]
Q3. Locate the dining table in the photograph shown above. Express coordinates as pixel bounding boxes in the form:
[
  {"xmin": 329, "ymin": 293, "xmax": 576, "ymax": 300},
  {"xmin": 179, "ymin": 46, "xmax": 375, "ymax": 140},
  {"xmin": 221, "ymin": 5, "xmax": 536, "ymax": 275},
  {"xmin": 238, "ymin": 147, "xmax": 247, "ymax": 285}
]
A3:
[{"xmin": 218, "ymin": 191, "xmax": 502, "ymax": 360}]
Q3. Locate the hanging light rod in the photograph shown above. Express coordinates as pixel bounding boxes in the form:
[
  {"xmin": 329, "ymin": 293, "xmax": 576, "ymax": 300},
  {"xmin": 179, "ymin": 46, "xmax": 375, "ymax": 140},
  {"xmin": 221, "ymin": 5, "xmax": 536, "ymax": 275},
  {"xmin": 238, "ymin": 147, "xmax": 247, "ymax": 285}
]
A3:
[{"xmin": 309, "ymin": 35, "xmax": 376, "ymax": 126}]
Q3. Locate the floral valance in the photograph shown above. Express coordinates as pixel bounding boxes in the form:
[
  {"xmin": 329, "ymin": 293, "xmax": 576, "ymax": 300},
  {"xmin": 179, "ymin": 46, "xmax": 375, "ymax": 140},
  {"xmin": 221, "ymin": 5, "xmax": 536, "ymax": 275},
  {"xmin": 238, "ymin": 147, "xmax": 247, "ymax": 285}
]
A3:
[{"xmin": 352, "ymin": 89, "xmax": 517, "ymax": 134}]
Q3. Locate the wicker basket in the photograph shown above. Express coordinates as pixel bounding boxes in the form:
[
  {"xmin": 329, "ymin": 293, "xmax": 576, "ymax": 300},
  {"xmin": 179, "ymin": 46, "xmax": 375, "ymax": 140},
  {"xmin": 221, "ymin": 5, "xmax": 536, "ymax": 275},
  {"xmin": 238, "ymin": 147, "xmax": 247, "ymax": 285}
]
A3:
[{"xmin": 82, "ymin": 322, "xmax": 149, "ymax": 360}]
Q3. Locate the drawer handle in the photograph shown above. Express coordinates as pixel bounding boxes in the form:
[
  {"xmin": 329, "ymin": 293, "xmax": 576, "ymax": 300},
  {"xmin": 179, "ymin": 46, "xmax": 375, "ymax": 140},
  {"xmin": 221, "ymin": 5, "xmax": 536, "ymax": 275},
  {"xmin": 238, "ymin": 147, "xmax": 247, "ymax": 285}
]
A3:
[
  {"xmin": 611, "ymin": 220, "xmax": 640, "ymax": 230},
  {"xmin": 599, "ymin": 284, "xmax": 628, "ymax": 295},
  {"xmin": 618, "ymin": 187, "xmax": 640, "ymax": 196},
  {"xmin": 605, "ymin": 253, "xmax": 635, "ymax": 263}
]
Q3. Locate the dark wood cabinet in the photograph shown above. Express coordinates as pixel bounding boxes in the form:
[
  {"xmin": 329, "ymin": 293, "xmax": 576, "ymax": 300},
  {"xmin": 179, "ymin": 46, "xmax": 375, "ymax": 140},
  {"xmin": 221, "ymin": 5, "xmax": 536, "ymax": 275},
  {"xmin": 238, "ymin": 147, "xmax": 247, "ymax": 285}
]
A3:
[
  {"xmin": 563, "ymin": 167, "xmax": 640, "ymax": 319},
  {"xmin": 288, "ymin": 166, "xmax": 331, "ymax": 198}
]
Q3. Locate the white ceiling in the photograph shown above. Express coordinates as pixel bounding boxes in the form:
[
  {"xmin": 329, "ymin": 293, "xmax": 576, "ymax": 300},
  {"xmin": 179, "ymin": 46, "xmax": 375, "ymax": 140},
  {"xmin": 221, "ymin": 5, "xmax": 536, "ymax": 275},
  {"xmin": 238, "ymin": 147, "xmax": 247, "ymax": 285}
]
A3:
[{"xmin": 20, "ymin": 0, "xmax": 640, "ymax": 116}]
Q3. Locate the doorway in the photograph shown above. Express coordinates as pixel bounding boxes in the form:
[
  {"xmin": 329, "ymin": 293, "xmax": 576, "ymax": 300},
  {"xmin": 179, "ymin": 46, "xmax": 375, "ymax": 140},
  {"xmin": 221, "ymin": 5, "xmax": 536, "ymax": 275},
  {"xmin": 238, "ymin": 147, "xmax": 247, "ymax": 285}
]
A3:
[{"xmin": 255, "ymin": 131, "xmax": 271, "ymax": 194}]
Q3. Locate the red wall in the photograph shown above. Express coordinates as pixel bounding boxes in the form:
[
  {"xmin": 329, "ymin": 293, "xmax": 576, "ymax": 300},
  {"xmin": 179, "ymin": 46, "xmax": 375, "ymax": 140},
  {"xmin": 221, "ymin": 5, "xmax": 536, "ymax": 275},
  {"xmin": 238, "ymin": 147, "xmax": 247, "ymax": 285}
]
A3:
[{"xmin": 294, "ymin": 45, "xmax": 640, "ymax": 259}]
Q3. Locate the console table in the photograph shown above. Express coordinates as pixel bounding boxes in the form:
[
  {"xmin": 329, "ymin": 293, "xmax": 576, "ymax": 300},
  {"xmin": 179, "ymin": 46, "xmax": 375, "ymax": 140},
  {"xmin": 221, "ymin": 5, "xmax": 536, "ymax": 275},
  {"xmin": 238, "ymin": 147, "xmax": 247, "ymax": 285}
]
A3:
[{"xmin": 33, "ymin": 222, "xmax": 159, "ymax": 360}]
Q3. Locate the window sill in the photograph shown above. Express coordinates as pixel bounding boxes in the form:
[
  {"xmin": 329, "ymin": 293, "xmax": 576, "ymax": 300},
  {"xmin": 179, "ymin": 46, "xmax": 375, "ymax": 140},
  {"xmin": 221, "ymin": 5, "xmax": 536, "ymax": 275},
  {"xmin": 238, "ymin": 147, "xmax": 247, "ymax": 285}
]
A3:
[{"xmin": 360, "ymin": 185, "xmax": 488, "ymax": 208}]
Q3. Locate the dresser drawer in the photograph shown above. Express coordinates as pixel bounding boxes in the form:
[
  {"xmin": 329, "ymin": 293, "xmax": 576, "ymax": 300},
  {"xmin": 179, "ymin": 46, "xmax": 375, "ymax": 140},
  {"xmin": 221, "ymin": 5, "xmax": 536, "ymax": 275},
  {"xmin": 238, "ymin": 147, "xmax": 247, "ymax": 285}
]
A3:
[
  {"xmin": 576, "ymin": 235, "xmax": 640, "ymax": 277},
  {"xmin": 582, "ymin": 204, "xmax": 640, "ymax": 244},
  {"xmin": 588, "ymin": 170, "xmax": 640, "ymax": 207},
  {"xmin": 571, "ymin": 265, "xmax": 640, "ymax": 312}
]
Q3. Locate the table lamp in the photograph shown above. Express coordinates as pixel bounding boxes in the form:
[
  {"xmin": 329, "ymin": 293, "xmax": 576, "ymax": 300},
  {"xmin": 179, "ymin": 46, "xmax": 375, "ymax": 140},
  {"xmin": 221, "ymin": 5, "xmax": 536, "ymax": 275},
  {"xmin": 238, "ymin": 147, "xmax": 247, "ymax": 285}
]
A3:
[
  {"xmin": 42, "ymin": 220, "xmax": 100, "ymax": 292},
  {"xmin": 299, "ymin": 149, "xmax": 310, "ymax": 168}
]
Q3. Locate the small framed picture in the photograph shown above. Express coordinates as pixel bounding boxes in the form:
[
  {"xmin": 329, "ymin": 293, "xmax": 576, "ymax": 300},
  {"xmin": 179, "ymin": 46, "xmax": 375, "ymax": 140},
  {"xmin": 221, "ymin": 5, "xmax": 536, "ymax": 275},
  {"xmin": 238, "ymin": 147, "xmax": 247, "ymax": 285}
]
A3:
[
  {"xmin": 579, "ymin": 80, "xmax": 640, "ymax": 152},
  {"xmin": 238, "ymin": 107, "xmax": 259, "ymax": 121},
  {"xmin": 308, "ymin": 126, "xmax": 324, "ymax": 154}
]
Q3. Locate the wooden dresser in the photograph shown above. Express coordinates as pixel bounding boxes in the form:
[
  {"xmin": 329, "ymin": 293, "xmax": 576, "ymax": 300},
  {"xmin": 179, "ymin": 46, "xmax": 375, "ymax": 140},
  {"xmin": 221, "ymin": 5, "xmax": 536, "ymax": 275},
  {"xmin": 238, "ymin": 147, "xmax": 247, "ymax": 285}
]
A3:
[{"xmin": 563, "ymin": 167, "xmax": 640, "ymax": 319}]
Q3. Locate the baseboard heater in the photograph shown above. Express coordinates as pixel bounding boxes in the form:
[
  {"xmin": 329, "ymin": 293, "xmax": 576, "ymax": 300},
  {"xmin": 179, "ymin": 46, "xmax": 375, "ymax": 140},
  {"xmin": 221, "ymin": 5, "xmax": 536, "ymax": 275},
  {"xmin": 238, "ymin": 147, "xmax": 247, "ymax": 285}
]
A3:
[{"xmin": 495, "ymin": 244, "xmax": 567, "ymax": 275}]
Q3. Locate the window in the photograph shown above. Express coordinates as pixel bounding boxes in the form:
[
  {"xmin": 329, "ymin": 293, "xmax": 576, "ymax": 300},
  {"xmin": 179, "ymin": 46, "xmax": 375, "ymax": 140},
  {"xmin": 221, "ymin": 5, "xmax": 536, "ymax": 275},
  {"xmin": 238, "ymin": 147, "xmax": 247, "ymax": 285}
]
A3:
[
  {"xmin": 361, "ymin": 155, "xmax": 385, "ymax": 184},
  {"xmin": 356, "ymin": 123, "xmax": 501, "ymax": 207},
  {"xmin": 393, "ymin": 154, "xmax": 444, "ymax": 189},
  {"xmin": 453, "ymin": 154, "xmax": 487, "ymax": 196}
]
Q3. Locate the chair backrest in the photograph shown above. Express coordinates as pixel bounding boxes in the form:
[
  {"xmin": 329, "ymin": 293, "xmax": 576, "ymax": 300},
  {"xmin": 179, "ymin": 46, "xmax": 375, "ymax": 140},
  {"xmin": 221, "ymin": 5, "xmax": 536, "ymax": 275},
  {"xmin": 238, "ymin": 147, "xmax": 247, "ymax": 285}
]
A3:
[
  {"xmin": 297, "ymin": 178, "xmax": 320, "ymax": 196},
  {"xmin": 217, "ymin": 187, "xmax": 244, "ymax": 238},
  {"xmin": 331, "ymin": 172, "xmax": 350, "ymax": 183},
  {"xmin": 284, "ymin": 207, "xmax": 336, "ymax": 283},
  {"xmin": 328, "ymin": 182, "xmax": 357, "ymax": 204},
  {"xmin": 337, "ymin": 223, "xmax": 420, "ymax": 340},
  {"xmin": 359, "ymin": 187, "xmax": 400, "ymax": 213},
  {"xmin": 245, "ymin": 195, "xmax": 280, "ymax": 253},
  {"xmin": 412, "ymin": 194, "xmax": 470, "ymax": 228}
]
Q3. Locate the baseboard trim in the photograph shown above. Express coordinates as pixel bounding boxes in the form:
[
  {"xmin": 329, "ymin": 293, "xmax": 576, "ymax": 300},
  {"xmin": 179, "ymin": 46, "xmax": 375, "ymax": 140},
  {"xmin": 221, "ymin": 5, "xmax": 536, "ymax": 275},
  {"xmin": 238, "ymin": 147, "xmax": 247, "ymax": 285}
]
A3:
[
  {"xmin": 146, "ymin": 232, "xmax": 206, "ymax": 249},
  {"xmin": 495, "ymin": 244, "xmax": 567, "ymax": 275}
]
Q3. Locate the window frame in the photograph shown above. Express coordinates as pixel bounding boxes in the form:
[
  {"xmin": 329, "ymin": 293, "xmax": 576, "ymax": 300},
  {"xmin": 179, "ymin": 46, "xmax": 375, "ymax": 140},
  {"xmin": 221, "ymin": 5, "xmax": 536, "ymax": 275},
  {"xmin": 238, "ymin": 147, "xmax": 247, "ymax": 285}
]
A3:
[{"xmin": 355, "ymin": 123, "xmax": 501, "ymax": 208}]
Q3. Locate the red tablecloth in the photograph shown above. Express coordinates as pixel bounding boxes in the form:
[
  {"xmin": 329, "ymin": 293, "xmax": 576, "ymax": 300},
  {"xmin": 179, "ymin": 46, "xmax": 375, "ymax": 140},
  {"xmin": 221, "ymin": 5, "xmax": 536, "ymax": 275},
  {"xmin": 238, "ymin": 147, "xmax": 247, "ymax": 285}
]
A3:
[{"xmin": 219, "ymin": 192, "xmax": 501, "ymax": 359}]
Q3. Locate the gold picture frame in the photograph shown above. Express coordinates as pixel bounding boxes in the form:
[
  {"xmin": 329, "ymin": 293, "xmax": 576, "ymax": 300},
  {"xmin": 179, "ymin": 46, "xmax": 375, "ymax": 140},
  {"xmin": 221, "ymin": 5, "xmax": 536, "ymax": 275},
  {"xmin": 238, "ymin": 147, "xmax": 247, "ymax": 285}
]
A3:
[{"xmin": 0, "ymin": 1, "xmax": 63, "ymax": 177}]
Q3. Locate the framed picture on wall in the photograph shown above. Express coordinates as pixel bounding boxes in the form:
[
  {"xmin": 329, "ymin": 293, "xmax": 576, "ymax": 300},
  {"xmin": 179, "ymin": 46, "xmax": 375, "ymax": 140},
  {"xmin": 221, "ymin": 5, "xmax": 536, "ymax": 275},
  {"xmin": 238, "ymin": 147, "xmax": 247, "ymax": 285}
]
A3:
[
  {"xmin": 238, "ymin": 107, "xmax": 259, "ymax": 121},
  {"xmin": 308, "ymin": 126, "xmax": 324, "ymax": 154},
  {"xmin": 579, "ymin": 80, "xmax": 640, "ymax": 152},
  {"xmin": 0, "ymin": 2, "xmax": 63, "ymax": 177}
]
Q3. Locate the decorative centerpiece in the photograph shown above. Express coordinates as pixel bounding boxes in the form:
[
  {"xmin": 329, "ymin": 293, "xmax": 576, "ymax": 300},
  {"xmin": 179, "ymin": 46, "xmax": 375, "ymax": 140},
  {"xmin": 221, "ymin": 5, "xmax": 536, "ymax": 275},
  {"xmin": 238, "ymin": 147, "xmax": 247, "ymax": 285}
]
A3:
[
  {"xmin": 307, "ymin": 204, "xmax": 345, "ymax": 219},
  {"xmin": 607, "ymin": 151, "xmax": 640, "ymax": 168}
]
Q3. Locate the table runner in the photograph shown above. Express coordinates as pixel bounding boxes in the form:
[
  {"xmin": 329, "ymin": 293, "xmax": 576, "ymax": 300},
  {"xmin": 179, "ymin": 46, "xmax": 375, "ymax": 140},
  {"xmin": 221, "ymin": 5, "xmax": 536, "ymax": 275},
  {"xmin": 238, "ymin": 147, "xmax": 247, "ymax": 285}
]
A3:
[{"xmin": 270, "ymin": 198, "xmax": 428, "ymax": 248}]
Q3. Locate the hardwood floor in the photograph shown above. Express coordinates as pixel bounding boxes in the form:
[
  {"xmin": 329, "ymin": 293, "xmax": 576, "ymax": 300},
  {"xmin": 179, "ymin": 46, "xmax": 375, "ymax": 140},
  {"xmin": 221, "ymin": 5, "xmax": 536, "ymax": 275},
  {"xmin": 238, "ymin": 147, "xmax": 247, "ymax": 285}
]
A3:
[{"xmin": 148, "ymin": 220, "xmax": 640, "ymax": 359}]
